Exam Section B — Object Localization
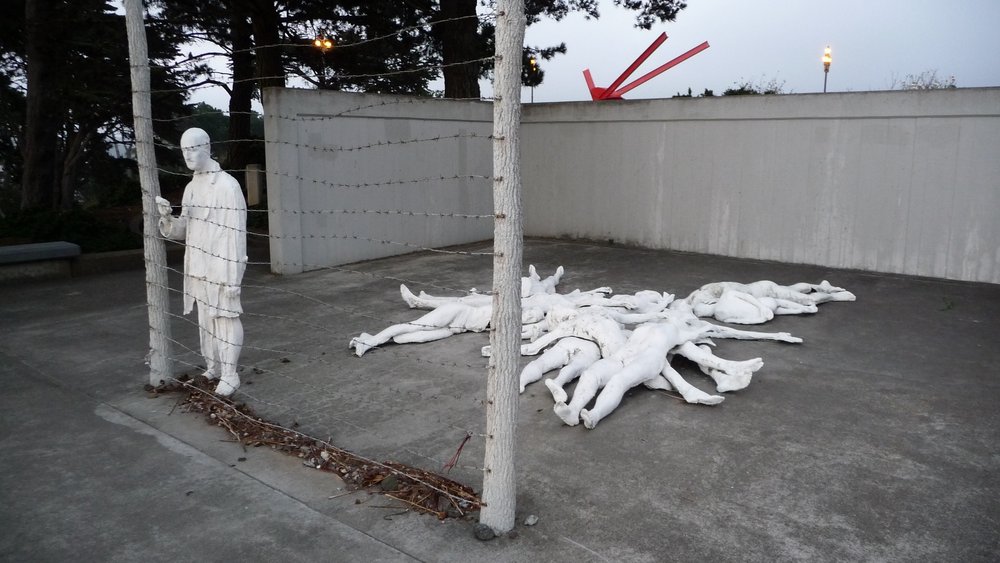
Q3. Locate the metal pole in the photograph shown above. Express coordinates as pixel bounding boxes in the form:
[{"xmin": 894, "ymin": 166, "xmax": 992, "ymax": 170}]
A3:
[
  {"xmin": 124, "ymin": 0, "xmax": 174, "ymax": 386},
  {"xmin": 823, "ymin": 69, "xmax": 828, "ymax": 93},
  {"xmin": 480, "ymin": 0, "xmax": 525, "ymax": 537}
]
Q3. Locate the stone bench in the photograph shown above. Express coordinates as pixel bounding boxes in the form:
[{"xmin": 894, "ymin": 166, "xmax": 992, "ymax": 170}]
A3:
[{"xmin": 0, "ymin": 241, "xmax": 82, "ymax": 282}]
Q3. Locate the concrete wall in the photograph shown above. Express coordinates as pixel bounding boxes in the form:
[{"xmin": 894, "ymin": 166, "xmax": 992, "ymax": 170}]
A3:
[
  {"xmin": 264, "ymin": 89, "xmax": 494, "ymax": 274},
  {"xmin": 521, "ymin": 88, "xmax": 1000, "ymax": 284},
  {"xmin": 265, "ymin": 87, "xmax": 999, "ymax": 283}
]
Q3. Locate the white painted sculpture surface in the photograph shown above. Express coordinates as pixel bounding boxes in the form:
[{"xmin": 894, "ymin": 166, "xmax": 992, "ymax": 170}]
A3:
[
  {"xmin": 156, "ymin": 127, "xmax": 247, "ymax": 396},
  {"xmin": 686, "ymin": 280, "xmax": 856, "ymax": 324},
  {"xmin": 521, "ymin": 265, "xmax": 564, "ymax": 297},
  {"xmin": 353, "ymin": 266, "xmax": 855, "ymax": 428},
  {"xmin": 350, "ymin": 302, "xmax": 545, "ymax": 356},
  {"xmin": 561, "ymin": 318, "xmax": 732, "ymax": 429},
  {"xmin": 518, "ymin": 336, "xmax": 601, "ymax": 394}
]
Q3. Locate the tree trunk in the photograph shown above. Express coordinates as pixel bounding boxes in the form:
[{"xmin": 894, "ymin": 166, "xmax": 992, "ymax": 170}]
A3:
[
  {"xmin": 480, "ymin": 0, "xmax": 524, "ymax": 536},
  {"xmin": 226, "ymin": 2, "xmax": 254, "ymax": 190},
  {"xmin": 21, "ymin": 0, "xmax": 59, "ymax": 210},
  {"xmin": 124, "ymin": 0, "xmax": 174, "ymax": 386},
  {"xmin": 60, "ymin": 128, "xmax": 92, "ymax": 210},
  {"xmin": 249, "ymin": 0, "xmax": 284, "ymax": 91},
  {"xmin": 437, "ymin": 0, "xmax": 481, "ymax": 98}
]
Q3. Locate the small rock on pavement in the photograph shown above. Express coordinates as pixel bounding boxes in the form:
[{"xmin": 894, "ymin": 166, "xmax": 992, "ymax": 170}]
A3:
[
  {"xmin": 380, "ymin": 475, "xmax": 399, "ymax": 491},
  {"xmin": 473, "ymin": 523, "xmax": 496, "ymax": 541},
  {"xmin": 524, "ymin": 514, "xmax": 539, "ymax": 526}
]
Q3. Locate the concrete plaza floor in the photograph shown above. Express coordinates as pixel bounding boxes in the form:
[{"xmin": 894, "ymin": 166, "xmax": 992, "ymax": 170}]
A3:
[{"xmin": 1, "ymin": 238, "xmax": 998, "ymax": 562}]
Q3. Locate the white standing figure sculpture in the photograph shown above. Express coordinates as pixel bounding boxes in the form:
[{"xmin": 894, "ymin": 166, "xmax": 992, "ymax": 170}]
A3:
[{"xmin": 156, "ymin": 127, "xmax": 247, "ymax": 396}]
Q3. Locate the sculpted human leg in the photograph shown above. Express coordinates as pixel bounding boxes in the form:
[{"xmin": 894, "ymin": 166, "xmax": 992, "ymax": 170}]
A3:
[
  {"xmin": 700, "ymin": 322, "xmax": 803, "ymax": 343},
  {"xmin": 659, "ymin": 363, "xmax": 724, "ymax": 405},
  {"xmin": 519, "ymin": 343, "xmax": 573, "ymax": 392},
  {"xmin": 518, "ymin": 326, "xmax": 573, "ymax": 356},
  {"xmin": 392, "ymin": 328, "xmax": 456, "ymax": 344},
  {"xmin": 350, "ymin": 306, "xmax": 463, "ymax": 356},
  {"xmin": 400, "ymin": 284, "xmax": 448, "ymax": 309},
  {"xmin": 399, "ymin": 284, "xmax": 491, "ymax": 309},
  {"xmin": 197, "ymin": 302, "xmax": 218, "ymax": 380},
  {"xmin": 674, "ymin": 341, "xmax": 762, "ymax": 392},
  {"xmin": 213, "ymin": 315, "xmax": 243, "ymax": 396},
  {"xmin": 580, "ymin": 352, "xmax": 664, "ymax": 429},
  {"xmin": 553, "ymin": 359, "xmax": 620, "ymax": 426},
  {"xmin": 764, "ymin": 297, "xmax": 818, "ymax": 315},
  {"xmin": 544, "ymin": 340, "xmax": 601, "ymax": 402}
]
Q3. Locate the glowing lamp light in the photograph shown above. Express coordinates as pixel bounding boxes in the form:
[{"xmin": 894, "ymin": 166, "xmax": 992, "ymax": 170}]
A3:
[
  {"xmin": 314, "ymin": 36, "xmax": 333, "ymax": 51},
  {"xmin": 822, "ymin": 45, "xmax": 832, "ymax": 93}
]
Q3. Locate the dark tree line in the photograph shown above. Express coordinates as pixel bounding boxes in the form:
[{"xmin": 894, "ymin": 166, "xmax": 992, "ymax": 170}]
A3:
[{"xmin": 2, "ymin": 0, "xmax": 689, "ymax": 216}]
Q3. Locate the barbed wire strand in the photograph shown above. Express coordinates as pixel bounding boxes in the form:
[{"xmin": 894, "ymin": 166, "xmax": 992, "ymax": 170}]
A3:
[
  {"xmin": 146, "ymin": 56, "xmax": 496, "ymax": 95},
  {"xmin": 151, "ymin": 131, "xmax": 493, "ymax": 154},
  {"xmin": 143, "ymin": 12, "xmax": 496, "ymax": 65}
]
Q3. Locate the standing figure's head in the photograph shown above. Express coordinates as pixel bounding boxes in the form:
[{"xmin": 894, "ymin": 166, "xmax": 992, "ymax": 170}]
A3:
[{"xmin": 180, "ymin": 127, "xmax": 212, "ymax": 172}]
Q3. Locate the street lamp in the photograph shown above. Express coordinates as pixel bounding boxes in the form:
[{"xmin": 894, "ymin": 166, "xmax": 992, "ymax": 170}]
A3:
[
  {"xmin": 314, "ymin": 35, "xmax": 333, "ymax": 87},
  {"xmin": 528, "ymin": 55, "xmax": 537, "ymax": 102},
  {"xmin": 822, "ymin": 45, "xmax": 832, "ymax": 93},
  {"xmin": 314, "ymin": 36, "xmax": 333, "ymax": 51}
]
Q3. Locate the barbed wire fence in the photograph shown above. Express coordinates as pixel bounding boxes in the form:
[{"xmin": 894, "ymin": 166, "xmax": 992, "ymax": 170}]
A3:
[{"xmin": 124, "ymin": 0, "xmax": 525, "ymax": 534}]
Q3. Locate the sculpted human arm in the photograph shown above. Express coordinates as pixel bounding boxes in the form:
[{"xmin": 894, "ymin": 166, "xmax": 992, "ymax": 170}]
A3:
[{"xmin": 155, "ymin": 195, "xmax": 187, "ymax": 240}]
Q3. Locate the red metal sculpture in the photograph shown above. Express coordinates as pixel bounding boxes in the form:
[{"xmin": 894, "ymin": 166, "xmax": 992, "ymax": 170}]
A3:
[{"xmin": 583, "ymin": 32, "xmax": 709, "ymax": 101}]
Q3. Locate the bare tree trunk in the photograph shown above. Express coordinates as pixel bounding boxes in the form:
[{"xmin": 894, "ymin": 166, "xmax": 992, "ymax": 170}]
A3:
[
  {"xmin": 437, "ymin": 0, "xmax": 481, "ymax": 98},
  {"xmin": 480, "ymin": 0, "xmax": 525, "ymax": 536},
  {"xmin": 21, "ymin": 0, "xmax": 59, "ymax": 210},
  {"xmin": 124, "ymin": 0, "xmax": 174, "ymax": 386}
]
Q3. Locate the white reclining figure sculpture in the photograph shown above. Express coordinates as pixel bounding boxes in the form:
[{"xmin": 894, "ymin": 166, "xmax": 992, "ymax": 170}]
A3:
[
  {"xmin": 402, "ymin": 283, "xmax": 615, "ymax": 342},
  {"xmin": 555, "ymin": 306, "xmax": 790, "ymax": 427},
  {"xmin": 400, "ymin": 280, "xmax": 614, "ymax": 315},
  {"xmin": 350, "ymin": 302, "xmax": 544, "ymax": 357},
  {"xmin": 556, "ymin": 317, "xmax": 729, "ymax": 428},
  {"xmin": 667, "ymin": 301, "xmax": 804, "ymax": 343},
  {"xmin": 506, "ymin": 302, "xmax": 796, "ymax": 403},
  {"xmin": 398, "ymin": 265, "xmax": 565, "ymax": 310},
  {"xmin": 400, "ymin": 285, "xmax": 491, "ymax": 309},
  {"xmin": 521, "ymin": 265, "xmax": 564, "ymax": 297},
  {"xmin": 686, "ymin": 280, "xmax": 855, "ymax": 308},
  {"xmin": 480, "ymin": 306, "xmax": 662, "ymax": 359},
  {"xmin": 684, "ymin": 281, "xmax": 854, "ymax": 324},
  {"xmin": 518, "ymin": 290, "xmax": 671, "ymax": 341},
  {"xmin": 602, "ymin": 290, "xmax": 676, "ymax": 313},
  {"xmin": 518, "ymin": 336, "xmax": 602, "ymax": 394}
]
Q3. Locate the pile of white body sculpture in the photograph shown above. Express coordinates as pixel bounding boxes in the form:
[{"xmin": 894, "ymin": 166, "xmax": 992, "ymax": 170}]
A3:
[{"xmin": 349, "ymin": 266, "xmax": 855, "ymax": 429}]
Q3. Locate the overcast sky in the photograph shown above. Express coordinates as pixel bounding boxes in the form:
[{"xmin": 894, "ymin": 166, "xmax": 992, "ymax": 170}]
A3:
[
  {"xmin": 517, "ymin": 0, "xmax": 1000, "ymax": 101},
  {"xmin": 188, "ymin": 0, "xmax": 1000, "ymax": 109}
]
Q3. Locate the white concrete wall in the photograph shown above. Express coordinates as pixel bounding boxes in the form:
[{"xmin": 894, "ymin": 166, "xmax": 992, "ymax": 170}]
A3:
[
  {"xmin": 265, "ymin": 87, "xmax": 999, "ymax": 283},
  {"xmin": 521, "ymin": 88, "xmax": 1000, "ymax": 284},
  {"xmin": 263, "ymin": 89, "xmax": 494, "ymax": 274}
]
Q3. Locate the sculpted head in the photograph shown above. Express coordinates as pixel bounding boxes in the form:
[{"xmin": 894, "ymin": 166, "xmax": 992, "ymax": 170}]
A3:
[{"xmin": 180, "ymin": 127, "xmax": 212, "ymax": 172}]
